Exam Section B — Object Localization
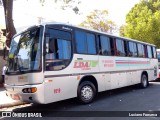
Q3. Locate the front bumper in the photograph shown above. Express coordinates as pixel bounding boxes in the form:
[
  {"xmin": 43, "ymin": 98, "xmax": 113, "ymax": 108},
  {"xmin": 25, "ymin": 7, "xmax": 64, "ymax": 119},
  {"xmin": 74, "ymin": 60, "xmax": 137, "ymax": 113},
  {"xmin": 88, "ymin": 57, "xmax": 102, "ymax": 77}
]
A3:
[{"xmin": 4, "ymin": 84, "xmax": 45, "ymax": 104}]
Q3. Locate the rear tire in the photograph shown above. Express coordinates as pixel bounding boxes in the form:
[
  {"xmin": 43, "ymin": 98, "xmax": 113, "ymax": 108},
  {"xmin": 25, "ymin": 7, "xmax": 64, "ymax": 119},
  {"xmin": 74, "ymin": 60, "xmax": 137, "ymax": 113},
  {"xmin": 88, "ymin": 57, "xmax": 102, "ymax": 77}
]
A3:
[
  {"xmin": 77, "ymin": 81, "xmax": 96, "ymax": 104},
  {"xmin": 140, "ymin": 74, "xmax": 148, "ymax": 88}
]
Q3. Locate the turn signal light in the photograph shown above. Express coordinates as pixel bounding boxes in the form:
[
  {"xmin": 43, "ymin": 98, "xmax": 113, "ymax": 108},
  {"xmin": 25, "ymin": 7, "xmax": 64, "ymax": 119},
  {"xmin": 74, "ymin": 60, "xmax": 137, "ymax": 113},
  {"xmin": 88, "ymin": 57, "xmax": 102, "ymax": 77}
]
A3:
[
  {"xmin": 31, "ymin": 87, "xmax": 37, "ymax": 93},
  {"xmin": 22, "ymin": 87, "xmax": 37, "ymax": 93}
]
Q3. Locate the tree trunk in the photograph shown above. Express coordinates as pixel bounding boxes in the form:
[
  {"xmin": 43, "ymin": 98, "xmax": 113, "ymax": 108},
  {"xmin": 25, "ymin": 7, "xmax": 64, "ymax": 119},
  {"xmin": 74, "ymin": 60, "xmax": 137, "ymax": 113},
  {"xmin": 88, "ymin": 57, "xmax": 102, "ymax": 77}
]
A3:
[{"xmin": 2, "ymin": 0, "xmax": 16, "ymax": 48}]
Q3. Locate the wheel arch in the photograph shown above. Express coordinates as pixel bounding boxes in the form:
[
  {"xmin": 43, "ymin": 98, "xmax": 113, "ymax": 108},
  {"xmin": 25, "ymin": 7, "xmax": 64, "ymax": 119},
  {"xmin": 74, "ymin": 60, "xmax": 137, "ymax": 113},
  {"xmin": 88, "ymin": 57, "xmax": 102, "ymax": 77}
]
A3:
[
  {"xmin": 141, "ymin": 71, "xmax": 149, "ymax": 86},
  {"xmin": 141, "ymin": 71, "xmax": 148, "ymax": 80},
  {"xmin": 78, "ymin": 75, "xmax": 98, "ymax": 93}
]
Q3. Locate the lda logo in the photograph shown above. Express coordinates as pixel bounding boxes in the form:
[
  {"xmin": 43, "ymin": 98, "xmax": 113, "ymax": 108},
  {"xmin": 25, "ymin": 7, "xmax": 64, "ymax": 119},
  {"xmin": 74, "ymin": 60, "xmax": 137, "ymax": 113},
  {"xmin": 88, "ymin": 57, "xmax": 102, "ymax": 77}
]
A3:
[
  {"xmin": 2, "ymin": 112, "xmax": 11, "ymax": 117},
  {"xmin": 73, "ymin": 60, "xmax": 98, "ymax": 70}
]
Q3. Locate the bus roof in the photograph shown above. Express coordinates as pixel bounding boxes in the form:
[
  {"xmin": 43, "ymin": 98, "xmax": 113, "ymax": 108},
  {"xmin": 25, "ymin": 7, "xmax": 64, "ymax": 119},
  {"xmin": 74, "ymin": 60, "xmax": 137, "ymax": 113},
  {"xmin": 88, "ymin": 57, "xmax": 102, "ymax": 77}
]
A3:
[
  {"xmin": 16, "ymin": 22, "xmax": 156, "ymax": 47},
  {"xmin": 42, "ymin": 22, "xmax": 156, "ymax": 46}
]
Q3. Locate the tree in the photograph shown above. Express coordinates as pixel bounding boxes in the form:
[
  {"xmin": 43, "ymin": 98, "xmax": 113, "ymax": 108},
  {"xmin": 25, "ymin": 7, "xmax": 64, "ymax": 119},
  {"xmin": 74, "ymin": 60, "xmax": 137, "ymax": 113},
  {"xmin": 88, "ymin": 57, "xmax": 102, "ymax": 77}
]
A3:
[
  {"xmin": 40, "ymin": 0, "xmax": 81, "ymax": 14},
  {"xmin": 1, "ymin": 0, "xmax": 81, "ymax": 48},
  {"xmin": 1, "ymin": 0, "xmax": 81, "ymax": 59},
  {"xmin": 119, "ymin": 24, "xmax": 126, "ymax": 37},
  {"xmin": 79, "ymin": 10, "xmax": 117, "ymax": 33},
  {"xmin": 120, "ymin": 0, "xmax": 160, "ymax": 48},
  {"xmin": 2, "ymin": 0, "xmax": 16, "ymax": 48}
]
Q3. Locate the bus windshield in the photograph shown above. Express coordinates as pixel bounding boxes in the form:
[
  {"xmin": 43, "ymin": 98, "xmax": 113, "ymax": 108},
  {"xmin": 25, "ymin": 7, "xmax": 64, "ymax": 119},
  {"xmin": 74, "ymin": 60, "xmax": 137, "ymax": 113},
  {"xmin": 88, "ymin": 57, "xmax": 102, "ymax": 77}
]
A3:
[{"xmin": 7, "ymin": 27, "xmax": 42, "ymax": 73}]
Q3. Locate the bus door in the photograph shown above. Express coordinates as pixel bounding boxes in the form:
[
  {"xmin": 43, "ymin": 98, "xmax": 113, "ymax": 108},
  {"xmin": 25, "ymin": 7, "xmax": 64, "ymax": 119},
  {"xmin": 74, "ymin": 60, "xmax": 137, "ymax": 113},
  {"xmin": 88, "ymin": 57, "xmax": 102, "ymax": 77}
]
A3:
[{"xmin": 43, "ymin": 27, "xmax": 74, "ymax": 103}]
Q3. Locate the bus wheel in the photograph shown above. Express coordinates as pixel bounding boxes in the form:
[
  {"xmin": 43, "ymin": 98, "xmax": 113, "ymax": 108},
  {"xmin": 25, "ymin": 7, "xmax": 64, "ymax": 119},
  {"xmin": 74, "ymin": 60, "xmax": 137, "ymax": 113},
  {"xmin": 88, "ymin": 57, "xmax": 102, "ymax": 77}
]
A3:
[
  {"xmin": 77, "ymin": 81, "xmax": 96, "ymax": 104},
  {"xmin": 140, "ymin": 74, "xmax": 148, "ymax": 88}
]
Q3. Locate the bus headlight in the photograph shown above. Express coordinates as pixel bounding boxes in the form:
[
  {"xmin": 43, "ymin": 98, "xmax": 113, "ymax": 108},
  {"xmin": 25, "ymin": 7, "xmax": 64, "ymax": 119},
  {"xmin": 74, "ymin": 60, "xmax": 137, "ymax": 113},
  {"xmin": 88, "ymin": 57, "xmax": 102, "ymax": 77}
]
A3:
[{"xmin": 22, "ymin": 87, "xmax": 37, "ymax": 93}]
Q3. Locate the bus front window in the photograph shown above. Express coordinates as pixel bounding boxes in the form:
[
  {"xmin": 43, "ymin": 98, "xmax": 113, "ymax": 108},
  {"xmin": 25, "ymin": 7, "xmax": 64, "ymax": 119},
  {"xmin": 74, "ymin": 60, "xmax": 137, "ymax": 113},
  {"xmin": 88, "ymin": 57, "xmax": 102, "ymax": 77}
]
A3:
[{"xmin": 7, "ymin": 27, "xmax": 42, "ymax": 73}]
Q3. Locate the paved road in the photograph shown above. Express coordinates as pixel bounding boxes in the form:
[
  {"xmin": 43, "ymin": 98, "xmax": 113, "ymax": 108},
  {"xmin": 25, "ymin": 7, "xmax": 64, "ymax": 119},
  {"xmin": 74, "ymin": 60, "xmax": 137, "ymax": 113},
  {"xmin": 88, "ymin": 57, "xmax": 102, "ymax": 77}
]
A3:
[{"xmin": 1, "ymin": 82, "xmax": 160, "ymax": 120}]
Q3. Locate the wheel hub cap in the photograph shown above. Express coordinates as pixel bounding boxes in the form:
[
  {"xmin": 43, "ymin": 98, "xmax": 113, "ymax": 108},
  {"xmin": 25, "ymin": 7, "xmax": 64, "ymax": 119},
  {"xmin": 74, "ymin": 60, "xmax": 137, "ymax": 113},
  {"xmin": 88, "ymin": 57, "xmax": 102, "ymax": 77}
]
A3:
[{"xmin": 81, "ymin": 86, "xmax": 93, "ymax": 101}]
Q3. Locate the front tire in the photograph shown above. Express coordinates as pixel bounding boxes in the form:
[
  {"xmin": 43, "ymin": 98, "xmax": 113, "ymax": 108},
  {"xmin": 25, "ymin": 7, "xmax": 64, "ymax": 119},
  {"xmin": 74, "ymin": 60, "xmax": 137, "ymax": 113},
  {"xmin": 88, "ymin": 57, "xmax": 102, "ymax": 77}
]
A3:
[
  {"xmin": 77, "ymin": 81, "xmax": 96, "ymax": 104},
  {"xmin": 140, "ymin": 74, "xmax": 148, "ymax": 88}
]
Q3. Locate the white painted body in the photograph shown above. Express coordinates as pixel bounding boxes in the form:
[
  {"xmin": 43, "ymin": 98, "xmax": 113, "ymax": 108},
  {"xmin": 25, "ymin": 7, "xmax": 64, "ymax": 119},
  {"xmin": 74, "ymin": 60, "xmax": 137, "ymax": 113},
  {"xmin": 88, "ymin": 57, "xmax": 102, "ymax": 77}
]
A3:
[{"xmin": 4, "ymin": 23, "xmax": 158, "ymax": 104}]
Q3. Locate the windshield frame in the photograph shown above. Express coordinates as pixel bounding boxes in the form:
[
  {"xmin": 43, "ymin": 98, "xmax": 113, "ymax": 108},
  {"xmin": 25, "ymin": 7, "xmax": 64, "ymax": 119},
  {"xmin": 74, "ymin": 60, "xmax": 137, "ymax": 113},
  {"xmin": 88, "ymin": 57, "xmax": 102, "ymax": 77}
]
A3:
[{"xmin": 6, "ymin": 25, "xmax": 44, "ymax": 75}]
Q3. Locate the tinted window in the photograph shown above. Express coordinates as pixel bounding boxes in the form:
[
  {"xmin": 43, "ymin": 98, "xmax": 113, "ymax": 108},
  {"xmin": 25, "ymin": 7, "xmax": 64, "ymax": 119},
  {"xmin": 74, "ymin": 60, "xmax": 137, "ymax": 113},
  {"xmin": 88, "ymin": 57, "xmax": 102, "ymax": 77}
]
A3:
[
  {"xmin": 57, "ymin": 39, "xmax": 71, "ymax": 59},
  {"xmin": 47, "ymin": 39, "xmax": 71, "ymax": 59},
  {"xmin": 147, "ymin": 46, "xmax": 152, "ymax": 58},
  {"xmin": 116, "ymin": 39, "xmax": 125, "ymax": 56},
  {"xmin": 45, "ymin": 29, "xmax": 72, "ymax": 71},
  {"xmin": 152, "ymin": 47, "xmax": 156, "ymax": 58},
  {"xmin": 100, "ymin": 36, "xmax": 111, "ymax": 55},
  {"xmin": 128, "ymin": 42, "xmax": 138, "ymax": 57},
  {"xmin": 48, "ymin": 29, "xmax": 71, "ymax": 40},
  {"xmin": 75, "ymin": 30, "xmax": 96, "ymax": 54},
  {"xmin": 86, "ymin": 33, "xmax": 96, "ymax": 54},
  {"xmin": 75, "ymin": 31, "xmax": 87, "ymax": 53},
  {"xmin": 137, "ymin": 43, "xmax": 145, "ymax": 57}
]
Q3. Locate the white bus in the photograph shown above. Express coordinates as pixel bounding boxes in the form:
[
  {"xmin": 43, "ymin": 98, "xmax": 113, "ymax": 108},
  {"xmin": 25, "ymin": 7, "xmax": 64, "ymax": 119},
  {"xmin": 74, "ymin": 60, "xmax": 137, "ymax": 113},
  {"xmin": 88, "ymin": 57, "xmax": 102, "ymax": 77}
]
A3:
[{"xmin": 5, "ymin": 23, "xmax": 158, "ymax": 104}]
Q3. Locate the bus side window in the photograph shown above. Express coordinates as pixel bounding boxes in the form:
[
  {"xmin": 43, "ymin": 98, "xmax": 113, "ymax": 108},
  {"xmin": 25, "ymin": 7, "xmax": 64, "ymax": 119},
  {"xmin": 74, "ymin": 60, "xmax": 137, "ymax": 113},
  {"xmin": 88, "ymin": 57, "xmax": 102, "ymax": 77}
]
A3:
[
  {"xmin": 86, "ymin": 33, "xmax": 96, "ymax": 54},
  {"xmin": 133, "ymin": 43, "xmax": 138, "ymax": 57},
  {"xmin": 128, "ymin": 42, "xmax": 138, "ymax": 57},
  {"xmin": 115, "ymin": 39, "xmax": 125, "ymax": 56},
  {"xmin": 144, "ymin": 45, "xmax": 147, "ymax": 58},
  {"xmin": 99, "ymin": 35, "xmax": 111, "ymax": 56},
  {"xmin": 147, "ymin": 45, "xmax": 152, "ymax": 58},
  {"xmin": 152, "ymin": 46, "xmax": 156, "ymax": 58},
  {"xmin": 141, "ymin": 45, "xmax": 145, "ymax": 58},
  {"xmin": 75, "ymin": 30, "xmax": 96, "ymax": 55},
  {"xmin": 124, "ymin": 41, "xmax": 128, "ymax": 56},
  {"xmin": 110, "ymin": 38, "xmax": 115, "ymax": 56},
  {"xmin": 75, "ymin": 30, "xmax": 87, "ymax": 54},
  {"xmin": 137, "ymin": 43, "xmax": 145, "ymax": 58}
]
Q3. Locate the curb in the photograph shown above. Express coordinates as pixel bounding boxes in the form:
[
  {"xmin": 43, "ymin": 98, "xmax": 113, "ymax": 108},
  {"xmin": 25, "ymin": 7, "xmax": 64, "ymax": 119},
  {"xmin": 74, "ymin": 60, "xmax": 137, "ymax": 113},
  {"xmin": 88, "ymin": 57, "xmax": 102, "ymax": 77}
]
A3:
[{"xmin": 0, "ymin": 102, "xmax": 28, "ymax": 109}]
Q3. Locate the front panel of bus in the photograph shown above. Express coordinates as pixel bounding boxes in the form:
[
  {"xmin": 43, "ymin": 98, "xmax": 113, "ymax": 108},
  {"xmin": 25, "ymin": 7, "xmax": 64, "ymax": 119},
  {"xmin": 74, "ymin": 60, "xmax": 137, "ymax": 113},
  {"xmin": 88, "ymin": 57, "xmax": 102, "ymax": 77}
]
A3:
[{"xmin": 5, "ymin": 26, "xmax": 45, "ymax": 103}]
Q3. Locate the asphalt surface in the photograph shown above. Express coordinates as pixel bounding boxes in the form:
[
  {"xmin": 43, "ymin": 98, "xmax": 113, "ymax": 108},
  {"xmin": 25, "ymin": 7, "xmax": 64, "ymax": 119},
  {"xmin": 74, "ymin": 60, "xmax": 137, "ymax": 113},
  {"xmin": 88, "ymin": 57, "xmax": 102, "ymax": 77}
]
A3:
[{"xmin": 1, "ymin": 82, "xmax": 160, "ymax": 120}]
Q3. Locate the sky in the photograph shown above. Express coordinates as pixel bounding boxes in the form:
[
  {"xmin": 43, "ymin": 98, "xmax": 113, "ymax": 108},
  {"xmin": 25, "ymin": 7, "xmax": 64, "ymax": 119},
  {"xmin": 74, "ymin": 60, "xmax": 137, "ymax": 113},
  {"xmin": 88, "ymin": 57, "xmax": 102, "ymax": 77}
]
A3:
[{"xmin": 0, "ymin": 0, "xmax": 140, "ymax": 33}]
